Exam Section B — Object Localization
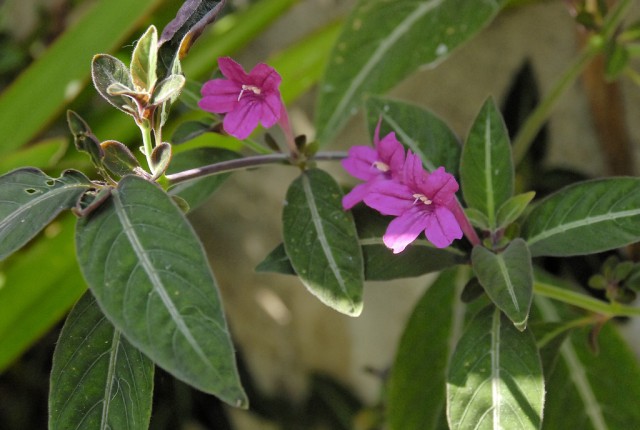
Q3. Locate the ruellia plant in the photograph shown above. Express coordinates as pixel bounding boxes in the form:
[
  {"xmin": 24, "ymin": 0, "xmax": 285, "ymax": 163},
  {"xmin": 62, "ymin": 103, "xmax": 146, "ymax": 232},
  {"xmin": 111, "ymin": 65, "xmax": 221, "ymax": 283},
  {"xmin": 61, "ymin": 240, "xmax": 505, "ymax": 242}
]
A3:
[{"xmin": 2, "ymin": 0, "xmax": 640, "ymax": 428}]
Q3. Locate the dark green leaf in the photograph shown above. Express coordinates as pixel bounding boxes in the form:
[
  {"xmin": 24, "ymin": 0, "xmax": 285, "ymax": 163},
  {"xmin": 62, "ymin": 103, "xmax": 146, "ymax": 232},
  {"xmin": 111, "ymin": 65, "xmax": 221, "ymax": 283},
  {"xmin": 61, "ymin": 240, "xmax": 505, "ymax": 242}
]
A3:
[
  {"xmin": 0, "ymin": 168, "xmax": 92, "ymax": 261},
  {"xmin": 255, "ymin": 243, "xmax": 296, "ymax": 275},
  {"xmin": 461, "ymin": 97, "xmax": 514, "ymax": 228},
  {"xmin": 49, "ymin": 291, "xmax": 154, "ymax": 430},
  {"xmin": 91, "ymin": 54, "xmax": 136, "ymax": 115},
  {"xmin": 100, "ymin": 140, "xmax": 141, "ymax": 178},
  {"xmin": 158, "ymin": 0, "xmax": 227, "ymax": 80},
  {"xmin": 471, "ymin": 239, "xmax": 533, "ymax": 330},
  {"xmin": 283, "ymin": 169, "xmax": 364, "ymax": 316},
  {"xmin": 447, "ymin": 306, "xmax": 544, "ymax": 430},
  {"xmin": 365, "ymin": 96, "xmax": 461, "ymax": 175},
  {"xmin": 465, "ymin": 207, "xmax": 490, "ymax": 230},
  {"xmin": 67, "ymin": 110, "xmax": 104, "ymax": 167},
  {"xmin": 605, "ymin": 42, "xmax": 629, "ymax": 81},
  {"xmin": 387, "ymin": 268, "xmax": 468, "ymax": 430},
  {"xmin": 150, "ymin": 142, "xmax": 172, "ymax": 179},
  {"xmin": 167, "ymin": 147, "xmax": 240, "ymax": 211},
  {"xmin": 535, "ymin": 296, "xmax": 640, "ymax": 429},
  {"xmin": 130, "ymin": 25, "xmax": 158, "ymax": 91},
  {"xmin": 496, "ymin": 191, "xmax": 536, "ymax": 229},
  {"xmin": 315, "ymin": 0, "xmax": 506, "ymax": 144},
  {"xmin": 171, "ymin": 120, "xmax": 214, "ymax": 145},
  {"xmin": 522, "ymin": 177, "xmax": 640, "ymax": 257},
  {"xmin": 75, "ymin": 175, "xmax": 246, "ymax": 407}
]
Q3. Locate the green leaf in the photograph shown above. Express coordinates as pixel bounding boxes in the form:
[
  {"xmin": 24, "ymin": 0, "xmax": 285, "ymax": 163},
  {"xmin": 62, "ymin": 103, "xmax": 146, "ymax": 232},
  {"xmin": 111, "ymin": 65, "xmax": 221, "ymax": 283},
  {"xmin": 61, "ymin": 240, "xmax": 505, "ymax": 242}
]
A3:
[
  {"xmin": 0, "ymin": 0, "xmax": 163, "ymax": 154},
  {"xmin": 471, "ymin": 239, "xmax": 533, "ymax": 330},
  {"xmin": 171, "ymin": 120, "xmax": 214, "ymax": 145},
  {"xmin": 522, "ymin": 177, "xmax": 640, "ymax": 257},
  {"xmin": 387, "ymin": 268, "xmax": 468, "ymax": 430},
  {"xmin": 100, "ymin": 140, "xmax": 142, "ymax": 178},
  {"xmin": 255, "ymin": 243, "xmax": 296, "ymax": 275},
  {"xmin": 158, "ymin": 0, "xmax": 227, "ymax": 80},
  {"xmin": 282, "ymin": 168, "xmax": 364, "ymax": 316},
  {"xmin": 465, "ymin": 207, "xmax": 491, "ymax": 230},
  {"xmin": 496, "ymin": 191, "xmax": 536, "ymax": 230},
  {"xmin": 167, "ymin": 147, "xmax": 240, "ymax": 211},
  {"xmin": 447, "ymin": 306, "xmax": 544, "ymax": 430},
  {"xmin": 461, "ymin": 97, "xmax": 514, "ymax": 228},
  {"xmin": 150, "ymin": 142, "xmax": 172, "ymax": 178},
  {"xmin": 0, "ymin": 215, "xmax": 85, "ymax": 371},
  {"xmin": 150, "ymin": 74, "xmax": 186, "ymax": 106},
  {"xmin": 365, "ymin": 96, "xmax": 461, "ymax": 175},
  {"xmin": 130, "ymin": 25, "xmax": 158, "ymax": 91},
  {"xmin": 314, "ymin": 0, "xmax": 506, "ymax": 144},
  {"xmin": 67, "ymin": 110, "xmax": 104, "ymax": 167},
  {"xmin": 0, "ymin": 137, "xmax": 67, "ymax": 174},
  {"xmin": 353, "ymin": 206, "xmax": 465, "ymax": 280},
  {"xmin": 92, "ymin": 54, "xmax": 137, "ymax": 116},
  {"xmin": 49, "ymin": 291, "xmax": 154, "ymax": 430},
  {"xmin": 0, "ymin": 168, "xmax": 92, "ymax": 261},
  {"xmin": 75, "ymin": 175, "xmax": 246, "ymax": 407},
  {"xmin": 604, "ymin": 42, "xmax": 629, "ymax": 81},
  {"xmin": 535, "ymin": 296, "xmax": 640, "ymax": 429}
]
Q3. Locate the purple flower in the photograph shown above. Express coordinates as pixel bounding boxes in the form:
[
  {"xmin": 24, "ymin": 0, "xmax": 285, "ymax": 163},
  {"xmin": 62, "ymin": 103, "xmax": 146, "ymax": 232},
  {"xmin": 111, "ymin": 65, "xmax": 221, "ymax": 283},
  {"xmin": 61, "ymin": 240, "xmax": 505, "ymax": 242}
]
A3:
[
  {"xmin": 341, "ymin": 122, "xmax": 405, "ymax": 210},
  {"xmin": 198, "ymin": 57, "xmax": 284, "ymax": 139},
  {"xmin": 364, "ymin": 151, "xmax": 463, "ymax": 253}
]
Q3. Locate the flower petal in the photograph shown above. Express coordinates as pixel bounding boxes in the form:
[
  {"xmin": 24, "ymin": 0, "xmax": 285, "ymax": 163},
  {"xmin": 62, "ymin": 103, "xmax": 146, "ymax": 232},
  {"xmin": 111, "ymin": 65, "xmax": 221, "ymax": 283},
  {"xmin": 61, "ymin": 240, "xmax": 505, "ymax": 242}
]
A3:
[
  {"xmin": 383, "ymin": 206, "xmax": 429, "ymax": 254},
  {"xmin": 341, "ymin": 146, "xmax": 379, "ymax": 180},
  {"xmin": 424, "ymin": 205, "xmax": 462, "ymax": 248},
  {"xmin": 199, "ymin": 79, "xmax": 242, "ymax": 113},
  {"xmin": 249, "ymin": 63, "xmax": 282, "ymax": 91},
  {"xmin": 259, "ymin": 93, "xmax": 283, "ymax": 128},
  {"xmin": 402, "ymin": 151, "xmax": 429, "ymax": 190},
  {"xmin": 218, "ymin": 57, "xmax": 249, "ymax": 82},
  {"xmin": 342, "ymin": 182, "xmax": 370, "ymax": 210},
  {"xmin": 421, "ymin": 166, "xmax": 459, "ymax": 206},
  {"xmin": 377, "ymin": 132, "xmax": 405, "ymax": 176},
  {"xmin": 223, "ymin": 100, "xmax": 260, "ymax": 139},
  {"xmin": 364, "ymin": 180, "xmax": 414, "ymax": 216}
]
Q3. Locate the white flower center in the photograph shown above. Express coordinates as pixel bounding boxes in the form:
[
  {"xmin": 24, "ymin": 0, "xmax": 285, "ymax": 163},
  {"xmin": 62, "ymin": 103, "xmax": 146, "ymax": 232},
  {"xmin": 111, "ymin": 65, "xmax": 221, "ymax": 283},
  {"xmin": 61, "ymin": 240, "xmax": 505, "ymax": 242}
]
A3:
[
  {"xmin": 238, "ymin": 84, "xmax": 262, "ymax": 101},
  {"xmin": 413, "ymin": 193, "xmax": 432, "ymax": 205},
  {"xmin": 373, "ymin": 161, "xmax": 390, "ymax": 172}
]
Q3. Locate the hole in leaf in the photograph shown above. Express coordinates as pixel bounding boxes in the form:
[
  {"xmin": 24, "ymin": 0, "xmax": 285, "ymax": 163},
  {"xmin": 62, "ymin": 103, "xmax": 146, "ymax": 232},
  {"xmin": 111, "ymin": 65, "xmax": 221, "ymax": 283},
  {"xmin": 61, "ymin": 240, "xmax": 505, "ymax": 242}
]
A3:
[
  {"xmin": 45, "ymin": 180, "xmax": 55, "ymax": 186},
  {"xmin": 25, "ymin": 188, "xmax": 38, "ymax": 194}
]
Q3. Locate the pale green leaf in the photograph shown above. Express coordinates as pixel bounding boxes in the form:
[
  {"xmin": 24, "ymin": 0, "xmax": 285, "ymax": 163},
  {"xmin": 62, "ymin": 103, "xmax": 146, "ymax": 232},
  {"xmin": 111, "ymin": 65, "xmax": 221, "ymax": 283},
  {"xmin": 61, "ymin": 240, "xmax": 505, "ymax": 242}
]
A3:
[
  {"xmin": 49, "ymin": 291, "xmax": 154, "ymax": 430},
  {"xmin": 461, "ymin": 97, "xmax": 514, "ymax": 228},
  {"xmin": 471, "ymin": 239, "xmax": 533, "ymax": 330},
  {"xmin": 522, "ymin": 178, "xmax": 640, "ymax": 257},
  {"xmin": 447, "ymin": 306, "xmax": 544, "ymax": 430},
  {"xmin": 315, "ymin": 0, "xmax": 506, "ymax": 144},
  {"xmin": 130, "ymin": 25, "xmax": 158, "ymax": 91},
  {"xmin": 496, "ymin": 191, "xmax": 536, "ymax": 229},
  {"xmin": 75, "ymin": 175, "xmax": 246, "ymax": 407},
  {"xmin": 282, "ymin": 169, "xmax": 364, "ymax": 316}
]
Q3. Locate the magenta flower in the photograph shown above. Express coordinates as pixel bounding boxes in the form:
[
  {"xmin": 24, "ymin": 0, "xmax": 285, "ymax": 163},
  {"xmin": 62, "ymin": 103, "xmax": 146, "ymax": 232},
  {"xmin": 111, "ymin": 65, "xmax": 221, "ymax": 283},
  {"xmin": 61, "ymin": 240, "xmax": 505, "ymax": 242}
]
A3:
[
  {"xmin": 364, "ymin": 151, "xmax": 462, "ymax": 253},
  {"xmin": 341, "ymin": 122, "xmax": 405, "ymax": 210},
  {"xmin": 198, "ymin": 57, "xmax": 284, "ymax": 139}
]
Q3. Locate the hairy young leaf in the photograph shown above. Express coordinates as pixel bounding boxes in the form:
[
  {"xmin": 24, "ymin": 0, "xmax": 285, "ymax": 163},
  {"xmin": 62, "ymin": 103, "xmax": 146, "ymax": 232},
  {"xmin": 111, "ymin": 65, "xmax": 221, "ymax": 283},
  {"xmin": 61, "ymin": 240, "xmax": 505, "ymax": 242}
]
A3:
[
  {"xmin": 167, "ymin": 147, "xmax": 240, "ymax": 211},
  {"xmin": 315, "ymin": 0, "xmax": 506, "ymax": 144},
  {"xmin": 365, "ymin": 96, "xmax": 461, "ymax": 175},
  {"xmin": 158, "ymin": 0, "xmax": 227, "ymax": 80},
  {"xmin": 496, "ymin": 191, "xmax": 536, "ymax": 230},
  {"xmin": 472, "ymin": 239, "xmax": 533, "ymax": 330},
  {"xmin": 461, "ymin": 97, "xmax": 514, "ymax": 228},
  {"xmin": 283, "ymin": 169, "xmax": 364, "ymax": 316},
  {"xmin": 0, "ymin": 168, "xmax": 92, "ymax": 261},
  {"xmin": 150, "ymin": 74, "xmax": 186, "ymax": 106},
  {"xmin": 447, "ymin": 306, "xmax": 544, "ymax": 430},
  {"xmin": 130, "ymin": 25, "xmax": 158, "ymax": 91},
  {"xmin": 100, "ymin": 140, "xmax": 141, "ymax": 178},
  {"xmin": 535, "ymin": 296, "xmax": 640, "ymax": 429},
  {"xmin": 387, "ymin": 268, "xmax": 467, "ymax": 430},
  {"xmin": 522, "ymin": 177, "xmax": 640, "ymax": 256},
  {"xmin": 49, "ymin": 291, "xmax": 154, "ymax": 430},
  {"xmin": 67, "ymin": 110, "xmax": 104, "ymax": 167},
  {"xmin": 75, "ymin": 175, "xmax": 246, "ymax": 407},
  {"xmin": 92, "ymin": 54, "xmax": 136, "ymax": 115}
]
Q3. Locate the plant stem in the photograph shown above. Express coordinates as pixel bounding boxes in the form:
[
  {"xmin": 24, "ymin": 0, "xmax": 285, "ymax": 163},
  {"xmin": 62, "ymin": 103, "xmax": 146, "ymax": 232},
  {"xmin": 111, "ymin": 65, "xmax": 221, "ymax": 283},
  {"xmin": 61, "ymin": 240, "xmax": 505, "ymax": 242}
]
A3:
[
  {"xmin": 165, "ymin": 151, "xmax": 347, "ymax": 185},
  {"xmin": 511, "ymin": 0, "xmax": 634, "ymax": 165},
  {"xmin": 138, "ymin": 121, "xmax": 154, "ymax": 171},
  {"xmin": 534, "ymin": 281, "xmax": 640, "ymax": 317}
]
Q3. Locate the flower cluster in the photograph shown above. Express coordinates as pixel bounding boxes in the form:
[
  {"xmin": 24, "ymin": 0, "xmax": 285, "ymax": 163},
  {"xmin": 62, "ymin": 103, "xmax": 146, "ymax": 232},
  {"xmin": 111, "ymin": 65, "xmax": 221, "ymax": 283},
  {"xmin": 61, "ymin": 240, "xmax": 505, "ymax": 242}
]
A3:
[{"xmin": 342, "ymin": 125, "xmax": 463, "ymax": 253}]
